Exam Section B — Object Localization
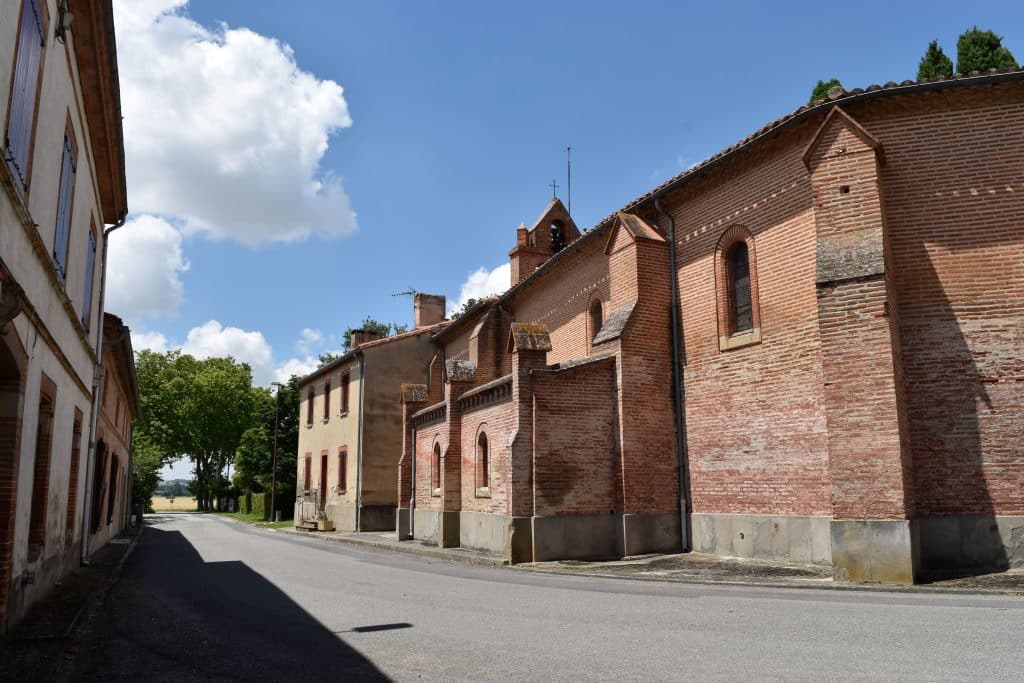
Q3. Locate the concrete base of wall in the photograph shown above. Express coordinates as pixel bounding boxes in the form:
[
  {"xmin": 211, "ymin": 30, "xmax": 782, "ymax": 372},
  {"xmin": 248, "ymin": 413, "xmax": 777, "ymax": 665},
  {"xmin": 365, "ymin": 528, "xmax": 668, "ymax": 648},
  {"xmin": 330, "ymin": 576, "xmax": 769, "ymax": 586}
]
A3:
[
  {"xmin": 326, "ymin": 503, "xmax": 357, "ymax": 532},
  {"xmin": 693, "ymin": 512, "xmax": 832, "ymax": 565},
  {"xmin": 411, "ymin": 509, "xmax": 460, "ymax": 547},
  {"xmin": 396, "ymin": 507, "xmax": 412, "ymax": 540},
  {"xmin": 830, "ymin": 519, "xmax": 918, "ymax": 584},
  {"xmin": 918, "ymin": 515, "xmax": 1024, "ymax": 571},
  {"xmin": 622, "ymin": 512, "xmax": 682, "ymax": 556},
  {"xmin": 532, "ymin": 514, "xmax": 625, "ymax": 562}
]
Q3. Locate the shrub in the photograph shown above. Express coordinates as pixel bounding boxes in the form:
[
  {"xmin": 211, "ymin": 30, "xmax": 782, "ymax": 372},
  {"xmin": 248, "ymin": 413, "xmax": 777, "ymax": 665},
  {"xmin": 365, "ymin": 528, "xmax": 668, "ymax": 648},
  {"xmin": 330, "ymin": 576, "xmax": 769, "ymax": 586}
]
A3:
[{"xmin": 251, "ymin": 492, "xmax": 267, "ymax": 520}]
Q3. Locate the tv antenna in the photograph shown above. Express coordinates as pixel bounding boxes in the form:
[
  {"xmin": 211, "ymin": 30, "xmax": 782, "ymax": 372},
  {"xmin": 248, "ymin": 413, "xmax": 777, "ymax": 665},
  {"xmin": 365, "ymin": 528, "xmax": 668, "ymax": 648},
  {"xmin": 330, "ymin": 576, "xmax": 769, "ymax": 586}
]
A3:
[
  {"xmin": 392, "ymin": 288, "xmax": 418, "ymax": 297},
  {"xmin": 566, "ymin": 146, "xmax": 572, "ymax": 217}
]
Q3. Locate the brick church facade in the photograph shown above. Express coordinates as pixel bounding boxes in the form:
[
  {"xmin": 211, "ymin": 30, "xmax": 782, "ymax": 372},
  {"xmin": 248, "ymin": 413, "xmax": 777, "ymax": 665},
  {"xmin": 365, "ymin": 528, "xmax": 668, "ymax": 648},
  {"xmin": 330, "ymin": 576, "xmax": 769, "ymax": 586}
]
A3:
[{"xmin": 396, "ymin": 69, "xmax": 1023, "ymax": 584}]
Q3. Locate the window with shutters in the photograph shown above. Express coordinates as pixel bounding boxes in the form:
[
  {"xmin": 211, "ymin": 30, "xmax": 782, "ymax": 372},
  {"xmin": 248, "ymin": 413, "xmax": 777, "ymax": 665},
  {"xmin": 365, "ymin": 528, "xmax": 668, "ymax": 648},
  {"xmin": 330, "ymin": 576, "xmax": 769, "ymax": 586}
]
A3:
[
  {"xmin": 4, "ymin": 0, "xmax": 48, "ymax": 194},
  {"xmin": 323, "ymin": 380, "xmax": 331, "ymax": 422},
  {"xmin": 306, "ymin": 387, "xmax": 314, "ymax": 425},
  {"xmin": 106, "ymin": 453, "xmax": 119, "ymax": 524},
  {"xmin": 341, "ymin": 371, "xmax": 351, "ymax": 413},
  {"xmin": 81, "ymin": 225, "xmax": 97, "ymax": 329},
  {"xmin": 337, "ymin": 447, "xmax": 347, "ymax": 493},
  {"xmin": 715, "ymin": 226, "xmax": 761, "ymax": 351},
  {"xmin": 53, "ymin": 127, "xmax": 77, "ymax": 283},
  {"xmin": 303, "ymin": 454, "xmax": 312, "ymax": 492}
]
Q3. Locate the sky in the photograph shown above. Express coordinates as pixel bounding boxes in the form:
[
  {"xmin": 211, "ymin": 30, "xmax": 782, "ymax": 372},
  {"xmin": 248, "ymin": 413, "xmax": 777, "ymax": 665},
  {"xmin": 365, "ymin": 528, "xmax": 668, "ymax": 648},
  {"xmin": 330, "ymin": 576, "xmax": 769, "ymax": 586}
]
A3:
[{"xmin": 106, "ymin": 1, "xmax": 1023, "ymax": 480}]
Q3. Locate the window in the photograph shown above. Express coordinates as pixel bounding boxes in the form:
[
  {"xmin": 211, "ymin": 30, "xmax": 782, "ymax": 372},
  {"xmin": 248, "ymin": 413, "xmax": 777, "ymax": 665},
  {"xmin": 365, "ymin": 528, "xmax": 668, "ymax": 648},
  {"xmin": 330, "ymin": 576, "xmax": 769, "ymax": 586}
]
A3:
[
  {"xmin": 551, "ymin": 221, "xmax": 567, "ymax": 252},
  {"xmin": 729, "ymin": 243, "xmax": 752, "ymax": 333},
  {"xmin": 90, "ymin": 441, "xmax": 106, "ymax": 533},
  {"xmin": 28, "ymin": 393, "xmax": 54, "ymax": 550},
  {"xmin": 323, "ymin": 380, "xmax": 331, "ymax": 421},
  {"xmin": 65, "ymin": 412, "xmax": 83, "ymax": 536},
  {"xmin": 53, "ymin": 128, "xmax": 77, "ymax": 283},
  {"xmin": 341, "ymin": 371, "xmax": 351, "ymax": 413},
  {"xmin": 303, "ymin": 454, "xmax": 312, "ymax": 492},
  {"xmin": 4, "ymin": 0, "xmax": 47, "ymax": 192},
  {"xmin": 106, "ymin": 453, "xmax": 119, "ymax": 525},
  {"xmin": 715, "ymin": 226, "xmax": 761, "ymax": 351},
  {"xmin": 589, "ymin": 299, "xmax": 603, "ymax": 342},
  {"xmin": 306, "ymin": 387, "xmax": 314, "ymax": 425},
  {"xmin": 81, "ymin": 226, "xmax": 96, "ymax": 328},
  {"xmin": 337, "ymin": 447, "xmax": 348, "ymax": 492},
  {"xmin": 431, "ymin": 442, "xmax": 441, "ymax": 492},
  {"xmin": 476, "ymin": 431, "xmax": 489, "ymax": 490}
]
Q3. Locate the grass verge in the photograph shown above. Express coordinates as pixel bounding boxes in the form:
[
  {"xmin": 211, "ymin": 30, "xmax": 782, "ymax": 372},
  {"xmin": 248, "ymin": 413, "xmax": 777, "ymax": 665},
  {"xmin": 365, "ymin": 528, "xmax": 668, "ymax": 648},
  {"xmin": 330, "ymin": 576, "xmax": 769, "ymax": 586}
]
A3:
[{"xmin": 215, "ymin": 511, "xmax": 293, "ymax": 529}]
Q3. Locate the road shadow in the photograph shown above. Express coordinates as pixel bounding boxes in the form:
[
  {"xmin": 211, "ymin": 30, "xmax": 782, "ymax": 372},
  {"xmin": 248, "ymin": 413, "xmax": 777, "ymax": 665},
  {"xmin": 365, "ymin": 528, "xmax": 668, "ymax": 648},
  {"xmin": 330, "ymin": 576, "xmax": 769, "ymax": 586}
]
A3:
[{"xmin": 72, "ymin": 525, "xmax": 389, "ymax": 681}]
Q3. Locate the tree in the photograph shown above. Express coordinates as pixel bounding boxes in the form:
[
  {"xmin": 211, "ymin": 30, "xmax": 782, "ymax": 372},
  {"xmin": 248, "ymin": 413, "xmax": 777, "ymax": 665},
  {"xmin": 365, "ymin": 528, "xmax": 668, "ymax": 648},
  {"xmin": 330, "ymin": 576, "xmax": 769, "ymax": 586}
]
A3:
[
  {"xmin": 131, "ymin": 434, "xmax": 163, "ymax": 513},
  {"xmin": 317, "ymin": 317, "xmax": 411, "ymax": 368},
  {"xmin": 134, "ymin": 350, "xmax": 262, "ymax": 511},
  {"xmin": 956, "ymin": 27, "xmax": 1018, "ymax": 74},
  {"xmin": 918, "ymin": 40, "xmax": 954, "ymax": 80},
  {"xmin": 810, "ymin": 78, "xmax": 842, "ymax": 104},
  {"xmin": 450, "ymin": 298, "xmax": 478, "ymax": 320}
]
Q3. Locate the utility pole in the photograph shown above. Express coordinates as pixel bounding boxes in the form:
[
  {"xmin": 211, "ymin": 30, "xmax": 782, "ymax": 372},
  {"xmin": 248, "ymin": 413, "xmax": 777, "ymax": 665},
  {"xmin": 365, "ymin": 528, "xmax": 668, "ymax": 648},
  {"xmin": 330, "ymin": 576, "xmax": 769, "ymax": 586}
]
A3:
[{"xmin": 270, "ymin": 381, "xmax": 283, "ymax": 522}]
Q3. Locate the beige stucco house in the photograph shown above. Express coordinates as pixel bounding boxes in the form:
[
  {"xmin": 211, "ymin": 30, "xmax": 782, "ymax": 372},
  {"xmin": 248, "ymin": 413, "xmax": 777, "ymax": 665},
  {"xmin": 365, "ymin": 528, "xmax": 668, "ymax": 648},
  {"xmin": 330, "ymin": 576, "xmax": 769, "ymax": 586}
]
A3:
[
  {"xmin": 295, "ymin": 294, "xmax": 447, "ymax": 532},
  {"xmin": 0, "ymin": 0, "xmax": 128, "ymax": 633}
]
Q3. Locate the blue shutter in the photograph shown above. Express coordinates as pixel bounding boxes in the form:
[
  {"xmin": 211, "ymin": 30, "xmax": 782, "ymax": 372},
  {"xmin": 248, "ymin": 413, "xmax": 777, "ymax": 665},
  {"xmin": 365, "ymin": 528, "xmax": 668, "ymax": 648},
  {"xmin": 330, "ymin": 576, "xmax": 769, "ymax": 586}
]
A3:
[
  {"xmin": 53, "ymin": 133, "xmax": 76, "ymax": 282},
  {"xmin": 81, "ymin": 230, "xmax": 97, "ymax": 329},
  {"xmin": 4, "ymin": 0, "xmax": 44, "ymax": 190}
]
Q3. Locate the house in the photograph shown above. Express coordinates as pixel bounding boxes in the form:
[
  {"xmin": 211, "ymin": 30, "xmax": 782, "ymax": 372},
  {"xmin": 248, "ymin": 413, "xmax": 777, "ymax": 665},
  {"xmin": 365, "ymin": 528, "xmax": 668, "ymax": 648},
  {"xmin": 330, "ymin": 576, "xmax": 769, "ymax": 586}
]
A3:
[
  {"xmin": 398, "ymin": 69, "xmax": 1024, "ymax": 583},
  {"xmin": 295, "ymin": 294, "xmax": 448, "ymax": 532},
  {"xmin": 0, "ymin": 0, "xmax": 128, "ymax": 632}
]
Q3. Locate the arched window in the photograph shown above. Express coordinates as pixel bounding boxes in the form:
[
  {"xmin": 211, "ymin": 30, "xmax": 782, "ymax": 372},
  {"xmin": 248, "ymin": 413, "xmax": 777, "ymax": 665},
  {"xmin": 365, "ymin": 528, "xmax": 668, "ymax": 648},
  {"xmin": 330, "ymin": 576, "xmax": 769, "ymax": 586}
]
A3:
[
  {"xmin": 589, "ymin": 299, "xmax": 603, "ymax": 342},
  {"xmin": 550, "ymin": 221, "xmax": 566, "ymax": 253},
  {"xmin": 728, "ymin": 242, "xmax": 752, "ymax": 333},
  {"xmin": 715, "ymin": 226, "xmax": 761, "ymax": 351},
  {"xmin": 477, "ymin": 432, "xmax": 489, "ymax": 489},
  {"xmin": 431, "ymin": 442, "xmax": 441, "ymax": 492}
]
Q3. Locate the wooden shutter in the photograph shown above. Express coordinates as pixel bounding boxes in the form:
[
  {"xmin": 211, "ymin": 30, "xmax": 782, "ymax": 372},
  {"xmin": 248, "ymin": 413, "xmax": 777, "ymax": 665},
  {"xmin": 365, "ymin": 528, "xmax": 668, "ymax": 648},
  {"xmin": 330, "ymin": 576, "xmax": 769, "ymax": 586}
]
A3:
[
  {"xmin": 4, "ymin": 0, "xmax": 45, "ymax": 190},
  {"xmin": 53, "ymin": 131, "xmax": 76, "ymax": 282},
  {"xmin": 81, "ymin": 228, "xmax": 96, "ymax": 327},
  {"xmin": 341, "ymin": 372, "xmax": 350, "ymax": 413}
]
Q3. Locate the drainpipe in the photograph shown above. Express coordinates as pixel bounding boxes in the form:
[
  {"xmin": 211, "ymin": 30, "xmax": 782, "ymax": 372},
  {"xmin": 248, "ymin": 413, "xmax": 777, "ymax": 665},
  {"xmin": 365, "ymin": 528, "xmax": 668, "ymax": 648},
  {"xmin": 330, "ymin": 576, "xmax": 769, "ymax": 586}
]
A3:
[
  {"xmin": 353, "ymin": 352, "xmax": 366, "ymax": 532},
  {"xmin": 125, "ymin": 422, "xmax": 133, "ymax": 531},
  {"xmin": 408, "ymin": 424, "xmax": 416, "ymax": 538},
  {"xmin": 653, "ymin": 196, "xmax": 691, "ymax": 552},
  {"xmin": 81, "ymin": 213, "xmax": 127, "ymax": 565}
]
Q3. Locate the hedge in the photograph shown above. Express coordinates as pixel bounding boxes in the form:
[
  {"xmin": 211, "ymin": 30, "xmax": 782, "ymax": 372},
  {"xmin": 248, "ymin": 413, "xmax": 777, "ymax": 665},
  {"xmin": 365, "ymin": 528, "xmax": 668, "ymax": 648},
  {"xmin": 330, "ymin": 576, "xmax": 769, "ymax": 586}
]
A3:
[
  {"xmin": 238, "ymin": 492, "xmax": 251, "ymax": 515},
  {"xmin": 251, "ymin": 492, "xmax": 267, "ymax": 520}
]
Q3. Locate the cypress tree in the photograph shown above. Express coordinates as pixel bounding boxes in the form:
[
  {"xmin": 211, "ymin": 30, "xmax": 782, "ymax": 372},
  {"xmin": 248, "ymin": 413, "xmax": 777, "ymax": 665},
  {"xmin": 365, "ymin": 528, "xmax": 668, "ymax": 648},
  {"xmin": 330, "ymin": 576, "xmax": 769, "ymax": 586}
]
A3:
[
  {"xmin": 917, "ymin": 40, "xmax": 954, "ymax": 80},
  {"xmin": 956, "ymin": 27, "xmax": 1018, "ymax": 73},
  {"xmin": 809, "ymin": 78, "xmax": 842, "ymax": 104}
]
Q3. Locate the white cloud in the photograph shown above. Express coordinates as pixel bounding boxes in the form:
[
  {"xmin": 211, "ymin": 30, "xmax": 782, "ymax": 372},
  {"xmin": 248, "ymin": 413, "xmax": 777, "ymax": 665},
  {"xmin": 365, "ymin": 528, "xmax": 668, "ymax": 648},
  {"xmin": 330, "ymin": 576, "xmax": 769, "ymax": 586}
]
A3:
[
  {"xmin": 106, "ymin": 215, "xmax": 190, "ymax": 323},
  {"xmin": 273, "ymin": 356, "xmax": 319, "ymax": 383},
  {"xmin": 113, "ymin": 0, "xmax": 357, "ymax": 245},
  {"xmin": 450, "ymin": 263, "xmax": 510, "ymax": 315},
  {"xmin": 295, "ymin": 328, "xmax": 324, "ymax": 355},
  {"xmin": 131, "ymin": 330, "xmax": 169, "ymax": 353},
  {"xmin": 181, "ymin": 320, "xmax": 274, "ymax": 384}
]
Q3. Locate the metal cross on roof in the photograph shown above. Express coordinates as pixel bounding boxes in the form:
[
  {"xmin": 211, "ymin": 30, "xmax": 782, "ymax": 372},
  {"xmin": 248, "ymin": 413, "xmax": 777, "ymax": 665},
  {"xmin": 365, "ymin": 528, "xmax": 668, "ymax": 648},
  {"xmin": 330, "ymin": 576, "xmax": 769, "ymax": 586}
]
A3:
[{"xmin": 549, "ymin": 179, "xmax": 559, "ymax": 197}]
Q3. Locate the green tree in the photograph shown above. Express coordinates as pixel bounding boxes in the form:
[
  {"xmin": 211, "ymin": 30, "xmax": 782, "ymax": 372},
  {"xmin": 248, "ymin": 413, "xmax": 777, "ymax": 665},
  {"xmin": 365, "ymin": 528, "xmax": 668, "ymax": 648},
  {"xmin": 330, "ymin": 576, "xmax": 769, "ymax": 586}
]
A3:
[
  {"xmin": 131, "ymin": 433, "xmax": 163, "ymax": 513},
  {"xmin": 810, "ymin": 78, "xmax": 842, "ymax": 104},
  {"xmin": 918, "ymin": 40, "xmax": 954, "ymax": 80},
  {"xmin": 317, "ymin": 317, "xmax": 411, "ymax": 367},
  {"xmin": 956, "ymin": 27, "xmax": 1018, "ymax": 73},
  {"xmin": 134, "ymin": 350, "xmax": 261, "ymax": 511},
  {"xmin": 450, "ymin": 298, "xmax": 478, "ymax": 320}
]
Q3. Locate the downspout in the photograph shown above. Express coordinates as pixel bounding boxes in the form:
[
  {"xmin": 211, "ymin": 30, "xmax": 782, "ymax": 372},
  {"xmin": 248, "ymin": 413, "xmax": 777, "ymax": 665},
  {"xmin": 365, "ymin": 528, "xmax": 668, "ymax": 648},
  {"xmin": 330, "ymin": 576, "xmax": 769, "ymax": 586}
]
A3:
[
  {"xmin": 81, "ymin": 213, "xmax": 127, "ymax": 565},
  {"xmin": 354, "ymin": 351, "xmax": 366, "ymax": 531},
  {"xmin": 125, "ymin": 422, "xmax": 133, "ymax": 531},
  {"xmin": 408, "ymin": 424, "xmax": 416, "ymax": 538},
  {"xmin": 653, "ymin": 196, "xmax": 691, "ymax": 552}
]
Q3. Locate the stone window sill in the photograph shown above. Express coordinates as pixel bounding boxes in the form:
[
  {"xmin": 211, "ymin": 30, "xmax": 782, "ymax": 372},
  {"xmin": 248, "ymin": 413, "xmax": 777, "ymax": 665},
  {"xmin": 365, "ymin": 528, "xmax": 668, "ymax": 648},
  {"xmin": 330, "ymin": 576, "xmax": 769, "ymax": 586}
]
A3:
[
  {"xmin": 475, "ymin": 486, "xmax": 491, "ymax": 498},
  {"xmin": 338, "ymin": 410, "xmax": 349, "ymax": 418},
  {"xmin": 719, "ymin": 327, "xmax": 761, "ymax": 352},
  {"xmin": 431, "ymin": 487, "xmax": 441, "ymax": 497}
]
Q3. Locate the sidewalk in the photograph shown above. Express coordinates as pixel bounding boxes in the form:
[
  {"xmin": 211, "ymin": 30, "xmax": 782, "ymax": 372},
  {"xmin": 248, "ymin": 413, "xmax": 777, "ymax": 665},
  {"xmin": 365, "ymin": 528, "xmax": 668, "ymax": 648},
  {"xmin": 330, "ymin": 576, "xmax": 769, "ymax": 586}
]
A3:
[
  {"xmin": 274, "ymin": 524, "xmax": 1024, "ymax": 596},
  {"xmin": 0, "ymin": 527, "xmax": 143, "ymax": 681}
]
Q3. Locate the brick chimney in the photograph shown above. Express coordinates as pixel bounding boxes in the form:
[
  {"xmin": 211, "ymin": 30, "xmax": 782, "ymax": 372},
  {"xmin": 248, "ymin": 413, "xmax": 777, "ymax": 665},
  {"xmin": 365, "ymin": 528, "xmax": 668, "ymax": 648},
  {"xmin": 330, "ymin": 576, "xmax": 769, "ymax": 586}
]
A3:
[
  {"xmin": 351, "ymin": 329, "xmax": 382, "ymax": 347},
  {"xmin": 414, "ymin": 293, "xmax": 446, "ymax": 328}
]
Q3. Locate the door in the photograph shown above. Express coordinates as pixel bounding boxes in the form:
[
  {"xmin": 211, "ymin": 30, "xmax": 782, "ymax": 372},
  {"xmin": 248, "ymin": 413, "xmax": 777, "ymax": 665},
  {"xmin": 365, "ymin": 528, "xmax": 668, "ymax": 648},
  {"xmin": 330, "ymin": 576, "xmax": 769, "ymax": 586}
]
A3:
[{"xmin": 319, "ymin": 453, "xmax": 328, "ymax": 510}]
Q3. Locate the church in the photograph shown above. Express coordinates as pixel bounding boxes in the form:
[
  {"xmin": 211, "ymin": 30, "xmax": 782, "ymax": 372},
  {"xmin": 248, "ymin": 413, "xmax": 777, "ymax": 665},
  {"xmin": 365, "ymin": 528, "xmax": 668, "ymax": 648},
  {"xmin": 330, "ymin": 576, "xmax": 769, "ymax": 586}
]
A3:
[{"xmin": 396, "ymin": 68, "xmax": 1024, "ymax": 583}]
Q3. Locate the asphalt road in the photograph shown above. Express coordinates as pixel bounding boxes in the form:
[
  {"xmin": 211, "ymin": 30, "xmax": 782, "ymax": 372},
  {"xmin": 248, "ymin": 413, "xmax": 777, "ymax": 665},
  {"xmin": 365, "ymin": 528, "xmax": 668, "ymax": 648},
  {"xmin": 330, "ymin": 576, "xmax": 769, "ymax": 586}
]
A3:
[{"xmin": 71, "ymin": 514, "xmax": 1023, "ymax": 682}]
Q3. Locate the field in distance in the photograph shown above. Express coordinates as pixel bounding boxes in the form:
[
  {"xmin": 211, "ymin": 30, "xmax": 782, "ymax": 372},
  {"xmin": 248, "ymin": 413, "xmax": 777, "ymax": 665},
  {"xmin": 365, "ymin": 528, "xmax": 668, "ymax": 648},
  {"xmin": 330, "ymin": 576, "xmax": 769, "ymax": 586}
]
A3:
[{"xmin": 151, "ymin": 495, "xmax": 198, "ymax": 512}]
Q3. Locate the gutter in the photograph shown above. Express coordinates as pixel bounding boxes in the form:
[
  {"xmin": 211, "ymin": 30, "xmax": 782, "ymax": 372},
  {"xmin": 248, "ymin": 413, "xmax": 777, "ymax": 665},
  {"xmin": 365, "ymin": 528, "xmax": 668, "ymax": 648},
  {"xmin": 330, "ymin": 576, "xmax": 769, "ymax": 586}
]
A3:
[
  {"xmin": 653, "ymin": 196, "xmax": 691, "ymax": 552},
  {"xmin": 81, "ymin": 212, "xmax": 127, "ymax": 566}
]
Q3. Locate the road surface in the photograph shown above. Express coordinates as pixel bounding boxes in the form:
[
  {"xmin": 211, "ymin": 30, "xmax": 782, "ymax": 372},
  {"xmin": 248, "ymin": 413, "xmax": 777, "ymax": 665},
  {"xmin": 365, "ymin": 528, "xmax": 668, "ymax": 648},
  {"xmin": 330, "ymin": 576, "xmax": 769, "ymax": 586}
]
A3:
[{"xmin": 71, "ymin": 514, "xmax": 1022, "ymax": 681}]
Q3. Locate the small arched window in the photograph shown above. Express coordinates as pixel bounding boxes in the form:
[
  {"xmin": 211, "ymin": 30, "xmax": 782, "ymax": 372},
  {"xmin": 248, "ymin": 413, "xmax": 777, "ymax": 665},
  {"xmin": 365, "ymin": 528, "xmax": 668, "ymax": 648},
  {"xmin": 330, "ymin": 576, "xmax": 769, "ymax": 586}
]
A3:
[
  {"xmin": 477, "ymin": 432, "xmax": 489, "ymax": 489},
  {"xmin": 550, "ymin": 221, "xmax": 566, "ymax": 253},
  {"xmin": 431, "ymin": 442, "xmax": 441, "ymax": 492},
  {"xmin": 728, "ymin": 242, "xmax": 752, "ymax": 333},
  {"xmin": 589, "ymin": 299, "xmax": 603, "ymax": 342}
]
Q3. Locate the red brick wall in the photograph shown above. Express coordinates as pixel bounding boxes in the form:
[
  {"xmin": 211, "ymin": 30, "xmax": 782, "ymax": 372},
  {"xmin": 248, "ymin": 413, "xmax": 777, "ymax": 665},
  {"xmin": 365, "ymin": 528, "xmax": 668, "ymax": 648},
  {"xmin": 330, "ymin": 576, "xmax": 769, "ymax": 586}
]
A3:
[
  {"xmin": 459, "ymin": 397, "xmax": 515, "ymax": 515},
  {"xmin": 413, "ymin": 417, "xmax": 445, "ymax": 511},
  {"xmin": 666, "ymin": 132, "xmax": 832, "ymax": 517},
  {"xmin": 532, "ymin": 360, "xmax": 618, "ymax": 516},
  {"xmin": 850, "ymin": 85, "xmax": 1024, "ymax": 516}
]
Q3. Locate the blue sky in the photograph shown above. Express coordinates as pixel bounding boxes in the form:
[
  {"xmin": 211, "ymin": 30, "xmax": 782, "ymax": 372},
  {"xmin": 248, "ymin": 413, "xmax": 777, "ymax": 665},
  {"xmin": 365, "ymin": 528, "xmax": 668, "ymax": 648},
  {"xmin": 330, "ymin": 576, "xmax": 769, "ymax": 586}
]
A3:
[{"xmin": 103, "ymin": 2, "xmax": 1022, "ymax": 480}]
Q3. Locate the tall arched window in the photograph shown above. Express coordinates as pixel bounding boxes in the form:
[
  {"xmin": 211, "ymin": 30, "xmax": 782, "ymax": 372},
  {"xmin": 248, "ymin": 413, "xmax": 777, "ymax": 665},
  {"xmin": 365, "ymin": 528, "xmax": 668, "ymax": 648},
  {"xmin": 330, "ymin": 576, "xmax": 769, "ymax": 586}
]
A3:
[
  {"xmin": 431, "ymin": 442, "xmax": 441, "ymax": 492},
  {"xmin": 728, "ymin": 242, "xmax": 752, "ymax": 333},
  {"xmin": 589, "ymin": 299, "xmax": 603, "ymax": 342},
  {"xmin": 715, "ymin": 226, "xmax": 761, "ymax": 351},
  {"xmin": 477, "ymin": 432, "xmax": 489, "ymax": 489},
  {"xmin": 550, "ymin": 221, "xmax": 566, "ymax": 253}
]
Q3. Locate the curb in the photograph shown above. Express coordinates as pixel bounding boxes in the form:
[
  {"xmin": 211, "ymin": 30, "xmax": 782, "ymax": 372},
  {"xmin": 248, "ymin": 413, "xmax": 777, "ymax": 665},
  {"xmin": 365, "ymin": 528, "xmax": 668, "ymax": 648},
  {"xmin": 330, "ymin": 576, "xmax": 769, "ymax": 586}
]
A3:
[
  {"xmin": 61, "ymin": 525, "xmax": 145, "ymax": 639},
  {"xmin": 273, "ymin": 527, "xmax": 509, "ymax": 568}
]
